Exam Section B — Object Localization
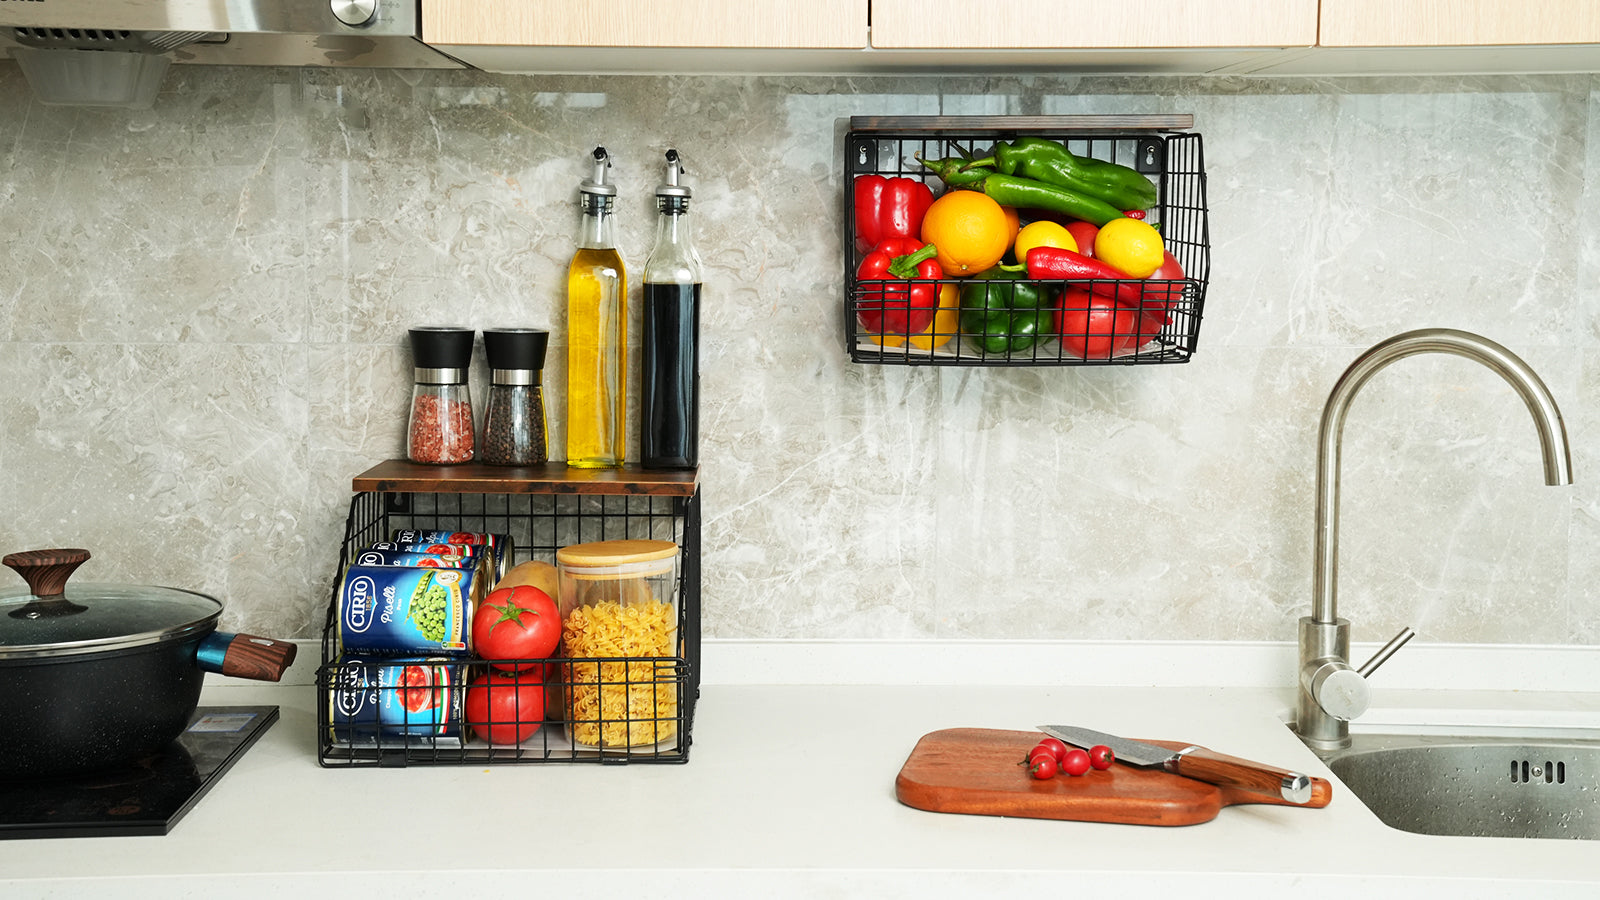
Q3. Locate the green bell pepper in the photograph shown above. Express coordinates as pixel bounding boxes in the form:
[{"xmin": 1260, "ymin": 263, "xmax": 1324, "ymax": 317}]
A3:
[{"xmin": 960, "ymin": 268, "xmax": 1051, "ymax": 353}]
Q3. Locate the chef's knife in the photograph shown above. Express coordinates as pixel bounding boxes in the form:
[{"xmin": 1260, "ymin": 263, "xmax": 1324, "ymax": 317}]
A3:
[{"xmin": 1039, "ymin": 724, "xmax": 1317, "ymax": 805}]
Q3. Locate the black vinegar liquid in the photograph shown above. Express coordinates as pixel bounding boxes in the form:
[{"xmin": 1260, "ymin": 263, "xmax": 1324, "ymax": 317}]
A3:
[{"xmin": 640, "ymin": 281, "xmax": 701, "ymax": 468}]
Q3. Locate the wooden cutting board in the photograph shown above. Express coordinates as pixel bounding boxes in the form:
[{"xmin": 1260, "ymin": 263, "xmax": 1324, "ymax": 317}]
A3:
[{"xmin": 896, "ymin": 727, "xmax": 1332, "ymax": 826}]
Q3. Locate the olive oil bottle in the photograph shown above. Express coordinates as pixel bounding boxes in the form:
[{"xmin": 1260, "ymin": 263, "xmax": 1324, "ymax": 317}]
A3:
[{"xmin": 565, "ymin": 146, "xmax": 626, "ymax": 468}]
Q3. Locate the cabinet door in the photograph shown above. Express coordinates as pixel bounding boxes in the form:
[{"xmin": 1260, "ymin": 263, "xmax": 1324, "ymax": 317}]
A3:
[
  {"xmin": 423, "ymin": 0, "xmax": 867, "ymax": 49},
  {"xmin": 869, "ymin": 0, "xmax": 1316, "ymax": 49},
  {"xmin": 1320, "ymin": 1, "xmax": 1600, "ymax": 47}
]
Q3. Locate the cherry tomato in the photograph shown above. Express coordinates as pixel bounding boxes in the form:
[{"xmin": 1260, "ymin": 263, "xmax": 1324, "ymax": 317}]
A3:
[
  {"xmin": 1033, "ymin": 737, "xmax": 1069, "ymax": 764},
  {"xmin": 1029, "ymin": 754, "xmax": 1058, "ymax": 780},
  {"xmin": 471, "ymin": 585, "xmax": 561, "ymax": 672},
  {"xmin": 1089, "ymin": 744, "xmax": 1116, "ymax": 770},
  {"xmin": 1059, "ymin": 747, "xmax": 1092, "ymax": 777},
  {"xmin": 464, "ymin": 668, "xmax": 546, "ymax": 746}
]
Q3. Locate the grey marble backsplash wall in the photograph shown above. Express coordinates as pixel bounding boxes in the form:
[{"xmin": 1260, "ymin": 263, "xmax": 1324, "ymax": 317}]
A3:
[{"xmin": 1, "ymin": 65, "xmax": 1596, "ymax": 648}]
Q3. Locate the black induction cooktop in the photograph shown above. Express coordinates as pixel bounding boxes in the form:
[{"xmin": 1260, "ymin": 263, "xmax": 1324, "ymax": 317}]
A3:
[{"xmin": 0, "ymin": 705, "xmax": 279, "ymax": 840}]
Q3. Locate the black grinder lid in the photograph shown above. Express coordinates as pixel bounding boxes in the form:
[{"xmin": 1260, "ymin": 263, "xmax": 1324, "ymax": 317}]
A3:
[
  {"xmin": 408, "ymin": 326, "xmax": 475, "ymax": 369},
  {"xmin": 484, "ymin": 329, "xmax": 549, "ymax": 372}
]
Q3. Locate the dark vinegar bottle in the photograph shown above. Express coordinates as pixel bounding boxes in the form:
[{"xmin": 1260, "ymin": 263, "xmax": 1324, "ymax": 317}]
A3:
[{"xmin": 641, "ymin": 150, "xmax": 703, "ymax": 469}]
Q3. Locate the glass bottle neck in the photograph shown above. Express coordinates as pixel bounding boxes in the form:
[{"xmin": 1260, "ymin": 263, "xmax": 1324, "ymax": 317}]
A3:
[
  {"xmin": 653, "ymin": 208, "xmax": 692, "ymax": 249},
  {"xmin": 645, "ymin": 202, "xmax": 702, "ymax": 284},
  {"xmin": 578, "ymin": 194, "xmax": 616, "ymax": 250}
]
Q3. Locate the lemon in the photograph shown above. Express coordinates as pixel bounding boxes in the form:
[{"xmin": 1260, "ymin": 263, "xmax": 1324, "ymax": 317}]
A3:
[
  {"xmin": 1013, "ymin": 220, "xmax": 1078, "ymax": 260},
  {"xmin": 1094, "ymin": 217, "xmax": 1164, "ymax": 279},
  {"xmin": 919, "ymin": 190, "xmax": 1011, "ymax": 275}
]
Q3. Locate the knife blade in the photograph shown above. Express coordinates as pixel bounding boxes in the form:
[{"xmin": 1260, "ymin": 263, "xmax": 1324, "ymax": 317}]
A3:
[{"xmin": 1038, "ymin": 724, "xmax": 1316, "ymax": 805}]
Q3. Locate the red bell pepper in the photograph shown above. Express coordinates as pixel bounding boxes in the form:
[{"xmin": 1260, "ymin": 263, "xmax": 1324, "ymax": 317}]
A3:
[
  {"xmin": 855, "ymin": 237, "xmax": 945, "ymax": 339},
  {"xmin": 854, "ymin": 174, "xmax": 934, "ymax": 252}
]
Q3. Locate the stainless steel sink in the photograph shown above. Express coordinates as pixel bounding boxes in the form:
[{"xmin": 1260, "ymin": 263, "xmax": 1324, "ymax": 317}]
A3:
[{"xmin": 1324, "ymin": 733, "xmax": 1600, "ymax": 840}]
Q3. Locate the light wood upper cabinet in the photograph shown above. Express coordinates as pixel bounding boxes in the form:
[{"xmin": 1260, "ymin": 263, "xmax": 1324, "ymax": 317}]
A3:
[
  {"xmin": 869, "ymin": 0, "xmax": 1318, "ymax": 50},
  {"xmin": 422, "ymin": 0, "xmax": 867, "ymax": 49},
  {"xmin": 417, "ymin": 0, "xmax": 1600, "ymax": 75},
  {"xmin": 1320, "ymin": 1, "xmax": 1600, "ymax": 48}
]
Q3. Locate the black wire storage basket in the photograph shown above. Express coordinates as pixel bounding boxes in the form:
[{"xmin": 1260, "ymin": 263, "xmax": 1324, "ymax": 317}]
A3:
[
  {"xmin": 315, "ymin": 462, "xmax": 700, "ymax": 767},
  {"xmin": 844, "ymin": 115, "xmax": 1209, "ymax": 366}
]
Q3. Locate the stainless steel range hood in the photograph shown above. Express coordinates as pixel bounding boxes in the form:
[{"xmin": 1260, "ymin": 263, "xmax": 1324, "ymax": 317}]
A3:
[{"xmin": 1, "ymin": 0, "xmax": 463, "ymax": 108}]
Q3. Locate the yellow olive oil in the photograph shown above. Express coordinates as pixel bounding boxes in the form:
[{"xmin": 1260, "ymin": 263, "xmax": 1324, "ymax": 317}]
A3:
[
  {"xmin": 565, "ymin": 147, "xmax": 627, "ymax": 469},
  {"xmin": 566, "ymin": 246, "xmax": 626, "ymax": 468}
]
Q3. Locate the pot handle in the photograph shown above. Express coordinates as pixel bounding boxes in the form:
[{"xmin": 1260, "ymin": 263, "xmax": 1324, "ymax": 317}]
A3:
[
  {"xmin": 3, "ymin": 548, "xmax": 91, "ymax": 597},
  {"xmin": 196, "ymin": 632, "xmax": 298, "ymax": 682}
]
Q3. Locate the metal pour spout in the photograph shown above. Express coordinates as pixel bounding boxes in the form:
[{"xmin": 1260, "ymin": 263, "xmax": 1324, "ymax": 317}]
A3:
[
  {"xmin": 1296, "ymin": 328, "xmax": 1573, "ymax": 752},
  {"xmin": 1312, "ymin": 328, "xmax": 1572, "ymax": 625}
]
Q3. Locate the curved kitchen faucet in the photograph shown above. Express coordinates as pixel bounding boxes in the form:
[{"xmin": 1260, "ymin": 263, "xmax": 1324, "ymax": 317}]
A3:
[{"xmin": 1294, "ymin": 328, "xmax": 1574, "ymax": 752}]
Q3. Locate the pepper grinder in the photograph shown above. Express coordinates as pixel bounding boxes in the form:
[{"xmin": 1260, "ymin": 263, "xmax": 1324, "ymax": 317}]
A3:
[{"xmin": 481, "ymin": 328, "xmax": 550, "ymax": 466}]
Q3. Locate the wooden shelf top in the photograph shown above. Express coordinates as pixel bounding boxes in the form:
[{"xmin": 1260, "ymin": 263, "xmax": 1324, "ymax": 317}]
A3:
[{"xmin": 352, "ymin": 460, "xmax": 699, "ymax": 497}]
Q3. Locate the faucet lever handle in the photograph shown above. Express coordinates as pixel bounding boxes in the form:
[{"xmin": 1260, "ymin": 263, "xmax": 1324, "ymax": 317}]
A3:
[{"xmin": 1356, "ymin": 626, "xmax": 1416, "ymax": 678}]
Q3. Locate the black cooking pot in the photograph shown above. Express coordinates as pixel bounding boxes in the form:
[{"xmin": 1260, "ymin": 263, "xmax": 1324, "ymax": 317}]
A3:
[{"xmin": 1, "ymin": 548, "xmax": 296, "ymax": 779}]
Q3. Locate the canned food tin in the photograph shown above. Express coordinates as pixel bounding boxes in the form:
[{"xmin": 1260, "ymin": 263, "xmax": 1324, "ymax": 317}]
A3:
[
  {"xmin": 392, "ymin": 531, "xmax": 512, "ymax": 582},
  {"xmin": 352, "ymin": 549, "xmax": 474, "ymax": 569},
  {"xmin": 368, "ymin": 541, "xmax": 507, "ymax": 582},
  {"xmin": 368, "ymin": 541, "xmax": 478, "ymax": 556},
  {"xmin": 337, "ymin": 564, "xmax": 478, "ymax": 656},
  {"xmin": 326, "ymin": 656, "xmax": 464, "ymax": 743},
  {"xmin": 393, "ymin": 530, "xmax": 504, "ymax": 548}
]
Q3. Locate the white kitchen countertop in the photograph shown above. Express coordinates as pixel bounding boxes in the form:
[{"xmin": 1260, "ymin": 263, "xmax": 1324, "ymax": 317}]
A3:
[{"xmin": 4, "ymin": 639, "xmax": 1600, "ymax": 898}]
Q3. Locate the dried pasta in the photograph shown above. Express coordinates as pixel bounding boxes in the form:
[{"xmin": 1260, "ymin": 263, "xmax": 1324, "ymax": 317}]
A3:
[{"xmin": 562, "ymin": 600, "xmax": 678, "ymax": 748}]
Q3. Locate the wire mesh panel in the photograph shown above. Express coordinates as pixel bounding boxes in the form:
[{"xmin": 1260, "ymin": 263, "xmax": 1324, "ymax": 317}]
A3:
[
  {"xmin": 316, "ymin": 464, "xmax": 700, "ymax": 767},
  {"xmin": 844, "ymin": 116, "xmax": 1209, "ymax": 366}
]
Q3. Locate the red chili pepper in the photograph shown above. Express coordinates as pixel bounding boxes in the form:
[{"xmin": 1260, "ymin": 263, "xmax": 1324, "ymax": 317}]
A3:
[
  {"xmin": 854, "ymin": 174, "xmax": 934, "ymax": 252},
  {"xmin": 855, "ymin": 237, "xmax": 945, "ymax": 338},
  {"xmin": 1122, "ymin": 209, "xmax": 1147, "ymax": 220},
  {"xmin": 1024, "ymin": 246, "xmax": 1146, "ymax": 306}
]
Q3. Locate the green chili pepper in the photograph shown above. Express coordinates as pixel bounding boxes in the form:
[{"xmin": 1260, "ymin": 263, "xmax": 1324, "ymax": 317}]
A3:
[
  {"xmin": 960, "ymin": 268, "xmax": 1049, "ymax": 353},
  {"xmin": 923, "ymin": 157, "xmax": 1124, "ymax": 226},
  {"xmin": 918, "ymin": 156, "xmax": 996, "ymax": 189},
  {"xmin": 978, "ymin": 173, "xmax": 1125, "ymax": 227},
  {"xmin": 966, "ymin": 137, "xmax": 1157, "ymax": 212}
]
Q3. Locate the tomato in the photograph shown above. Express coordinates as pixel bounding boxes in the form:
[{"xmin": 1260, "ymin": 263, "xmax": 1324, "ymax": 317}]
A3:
[
  {"xmin": 465, "ymin": 669, "xmax": 545, "ymax": 746},
  {"xmin": 1059, "ymin": 747, "xmax": 1092, "ymax": 777},
  {"xmin": 1137, "ymin": 250, "xmax": 1186, "ymax": 323},
  {"xmin": 1055, "ymin": 289, "xmax": 1138, "ymax": 360},
  {"xmin": 1028, "ymin": 754, "xmax": 1058, "ymax": 780},
  {"xmin": 471, "ymin": 585, "xmax": 561, "ymax": 671},
  {"xmin": 1063, "ymin": 221, "xmax": 1100, "ymax": 259},
  {"xmin": 1033, "ymin": 738, "xmax": 1069, "ymax": 764},
  {"xmin": 398, "ymin": 665, "xmax": 437, "ymax": 712},
  {"xmin": 1149, "ymin": 250, "xmax": 1184, "ymax": 282},
  {"xmin": 1088, "ymin": 744, "xmax": 1116, "ymax": 770}
]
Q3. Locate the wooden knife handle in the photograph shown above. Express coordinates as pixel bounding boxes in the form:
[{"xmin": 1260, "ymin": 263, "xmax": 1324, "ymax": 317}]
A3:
[{"xmin": 1167, "ymin": 746, "xmax": 1331, "ymax": 806}]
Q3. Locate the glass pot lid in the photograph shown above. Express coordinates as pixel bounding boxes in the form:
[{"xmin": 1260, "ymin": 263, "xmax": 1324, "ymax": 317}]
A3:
[{"xmin": 1, "ymin": 549, "xmax": 222, "ymax": 659}]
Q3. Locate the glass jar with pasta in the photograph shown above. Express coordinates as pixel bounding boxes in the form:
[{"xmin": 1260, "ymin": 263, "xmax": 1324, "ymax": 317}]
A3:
[{"xmin": 555, "ymin": 539, "xmax": 680, "ymax": 752}]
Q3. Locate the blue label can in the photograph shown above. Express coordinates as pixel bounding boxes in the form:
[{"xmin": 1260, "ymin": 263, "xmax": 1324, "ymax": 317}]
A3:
[
  {"xmin": 337, "ymin": 564, "xmax": 476, "ymax": 657},
  {"xmin": 327, "ymin": 656, "xmax": 464, "ymax": 743},
  {"xmin": 392, "ymin": 531, "xmax": 511, "ymax": 581},
  {"xmin": 366, "ymin": 541, "xmax": 505, "ymax": 581}
]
